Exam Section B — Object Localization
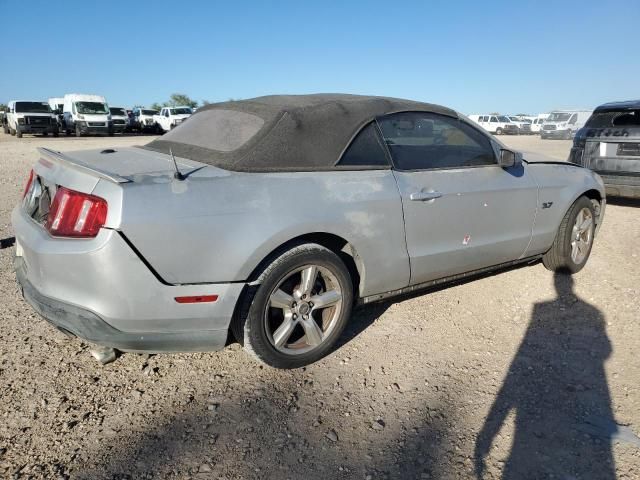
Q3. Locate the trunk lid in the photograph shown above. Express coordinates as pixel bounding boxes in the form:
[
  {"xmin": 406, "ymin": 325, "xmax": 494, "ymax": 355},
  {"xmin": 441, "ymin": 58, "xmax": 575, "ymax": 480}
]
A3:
[
  {"xmin": 582, "ymin": 127, "xmax": 640, "ymax": 175},
  {"xmin": 27, "ymin": 147, "xmax": 216, "ymax": 231},
  {"xmin": 579, "ymin": 106, "xmax": 640, "ymax": 175},
  {"xmin": 35, "ymin": 146, "xmax": 208, "ymax": 183}
]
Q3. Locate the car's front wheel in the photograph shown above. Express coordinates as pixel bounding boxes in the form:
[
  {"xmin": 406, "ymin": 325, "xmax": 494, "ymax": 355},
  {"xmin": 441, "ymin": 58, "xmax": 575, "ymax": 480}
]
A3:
[
  {"xmin": 233, "ymin": 243, "xmax": 354, "ymax": 369},
  {"xmin": 543, "ymin": 195, "xmax": 596, "ymax": 273}
]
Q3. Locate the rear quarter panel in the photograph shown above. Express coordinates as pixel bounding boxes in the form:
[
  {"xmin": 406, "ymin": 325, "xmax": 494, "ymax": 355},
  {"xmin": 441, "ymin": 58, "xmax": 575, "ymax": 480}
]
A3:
[
  {"xmin": 119, "ymin": 169, "xmax": 410, "ymax": 297},
  {"xmin": 525, "ymin": 162, "xmax": 605, "ymax": 255}
]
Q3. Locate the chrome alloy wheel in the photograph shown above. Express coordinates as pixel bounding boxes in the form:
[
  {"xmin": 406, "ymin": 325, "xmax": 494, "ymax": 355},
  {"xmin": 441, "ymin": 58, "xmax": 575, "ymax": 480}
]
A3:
[
  {"xmin": 570, "ymin": 207, "xmax": 594, "ymax": 264},
  {"xmin": 265, "ymin": 265, "xmax": 343, "ymax": 355}
]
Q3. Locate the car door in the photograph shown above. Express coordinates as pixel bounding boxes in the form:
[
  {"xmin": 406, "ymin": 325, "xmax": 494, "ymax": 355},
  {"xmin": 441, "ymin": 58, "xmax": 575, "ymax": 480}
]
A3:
[{"xmin": 378, "ymin": 112, "xmax": 538, "ymax": 286}]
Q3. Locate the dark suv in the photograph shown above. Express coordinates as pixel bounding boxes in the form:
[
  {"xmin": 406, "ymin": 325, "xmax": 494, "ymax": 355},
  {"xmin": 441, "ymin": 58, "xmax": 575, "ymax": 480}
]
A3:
[{"xmin": 570, "ymin": 100, "xmax": 640, "ymax": 198}]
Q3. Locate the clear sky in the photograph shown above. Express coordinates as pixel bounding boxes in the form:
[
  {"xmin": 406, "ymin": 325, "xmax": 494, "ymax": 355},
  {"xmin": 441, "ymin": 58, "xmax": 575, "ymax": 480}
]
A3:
[{"xmin": 1, "ymin": 0, "xmax": 638, "ymax": 114}]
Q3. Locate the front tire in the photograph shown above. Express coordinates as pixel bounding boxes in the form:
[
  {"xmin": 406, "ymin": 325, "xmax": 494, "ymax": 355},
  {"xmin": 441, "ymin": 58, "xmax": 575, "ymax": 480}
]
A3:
[
  {"xmin": 232, "ymin": 243, "xmax": 354, "ymax": 369},
  {"xmin": 15, "ymin": 126, "xmax": 22, "ymax": 138},
  {"xmin": 543, "ymin": 196, "xmax": 596, "ymax": 274},
  {"xmin": 495, "ymin": 128, "xmax": 503, "ymax": 135}
]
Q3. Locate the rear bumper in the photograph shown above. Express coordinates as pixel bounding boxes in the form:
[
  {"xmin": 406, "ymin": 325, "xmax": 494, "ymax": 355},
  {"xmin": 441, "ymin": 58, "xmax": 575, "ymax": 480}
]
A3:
[
  {"xmin": 598, "ymin": 175, "xmax": 640, "ymax": 199},
  {"xmin": 11, "ymin": 206, "xmax": 244, "ymax": 352},
  {"xmin": 15, "ymin": 257, "xmax": 231, "ymax": 352}
]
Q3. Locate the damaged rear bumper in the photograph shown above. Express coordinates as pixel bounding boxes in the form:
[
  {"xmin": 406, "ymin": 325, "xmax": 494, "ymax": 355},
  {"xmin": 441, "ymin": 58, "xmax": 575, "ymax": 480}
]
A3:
[
  {"xmin": 15, "ymin": 256, "xmax": 231, "ymax": 353},
  {"xmin": 16, "ymin": 256, "xmax": 223, "ymax": 351}
]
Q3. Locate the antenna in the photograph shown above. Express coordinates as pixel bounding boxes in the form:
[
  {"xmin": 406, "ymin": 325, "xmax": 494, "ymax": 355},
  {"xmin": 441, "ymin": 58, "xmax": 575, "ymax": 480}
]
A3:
[{"xmin": 169, "ymin": 148, "xmax": 185, "ymax": 181}]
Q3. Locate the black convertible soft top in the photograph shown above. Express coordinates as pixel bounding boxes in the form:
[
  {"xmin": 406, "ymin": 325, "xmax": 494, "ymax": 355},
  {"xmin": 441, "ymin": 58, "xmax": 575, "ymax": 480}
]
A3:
[{"xmin": 144, "ymin": 94, "xmax": 458, "ymax": 172}]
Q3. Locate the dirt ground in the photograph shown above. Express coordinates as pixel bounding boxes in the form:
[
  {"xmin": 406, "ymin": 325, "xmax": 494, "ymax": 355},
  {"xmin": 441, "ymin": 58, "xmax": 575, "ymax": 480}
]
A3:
[{"xmin": 0, "ymin": 132, "xmax": 639, "ymax": 480}]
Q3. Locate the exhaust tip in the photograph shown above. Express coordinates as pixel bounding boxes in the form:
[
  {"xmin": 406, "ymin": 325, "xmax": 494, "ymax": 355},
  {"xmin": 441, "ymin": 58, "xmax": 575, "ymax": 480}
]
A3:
[{"xmin": 90, "ymin": 346, "xmax": 118, "ymax": 365}]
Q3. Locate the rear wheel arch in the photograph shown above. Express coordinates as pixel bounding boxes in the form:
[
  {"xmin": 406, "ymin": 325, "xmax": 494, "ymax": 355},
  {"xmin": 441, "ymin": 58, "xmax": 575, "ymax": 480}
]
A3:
[{"xmin": 246, "ymin": 232, "xmax": 363, "ymax": 299}]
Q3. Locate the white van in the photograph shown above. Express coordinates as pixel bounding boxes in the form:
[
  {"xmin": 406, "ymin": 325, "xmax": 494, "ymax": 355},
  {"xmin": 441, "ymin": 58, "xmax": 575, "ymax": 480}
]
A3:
[
  {"xmin": 4, "ymin": 100, "xmax": 58, "ymax": 137},
  {"xmin": 468, "ymin": 114, "xmax": 519, "ymax": 135},
  {"xmin": 540, "ymin": 110, "xmax": 591, "ymax": 140},
  {"xmin": 108, "ymin": 106, "xmax": 129, "ymax": 134},
  {"xmin": 62, "ymin": 93, "xmax": 112, "ymax": 137}
]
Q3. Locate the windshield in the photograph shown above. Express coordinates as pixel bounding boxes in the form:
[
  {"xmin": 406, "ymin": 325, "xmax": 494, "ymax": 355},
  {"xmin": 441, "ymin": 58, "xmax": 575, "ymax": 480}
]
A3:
[
  {"xmin": 75, "ymin": 102, "xmax": 109, "ymax": 115},
  {"xmin": 109, "ymin": 107, "xmax": 126, "ymax": 116},
  {"xmin": 142, "ymin": 109, "xmax": 158, "ymax": 116},
  {"xmin": 497, "ymin": 116, "xmax": 511, "ymax": 122},
  {"xmin": 170, "ymin": 107, "xmax": 192, "ymax": 115},
  {"xmin": 15, "ymin": 102, "xmax": 51, "ymax": 113},
  {"xmin": 547, "ymin": 112, "xmax": 571, "ymax": 122}
]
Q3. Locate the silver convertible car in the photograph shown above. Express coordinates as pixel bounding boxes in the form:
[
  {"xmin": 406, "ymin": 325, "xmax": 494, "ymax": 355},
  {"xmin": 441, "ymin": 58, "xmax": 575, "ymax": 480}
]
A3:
[{"xmin": 13, "ymin": 94, "xmax": 605, "ymax": 368}]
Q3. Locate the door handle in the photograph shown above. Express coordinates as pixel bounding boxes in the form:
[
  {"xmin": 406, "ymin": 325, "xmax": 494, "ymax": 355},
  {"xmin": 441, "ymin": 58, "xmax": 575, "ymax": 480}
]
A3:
[{"xmin": 410, "ymin": 191, "xmax": 442, "ymax": 201}]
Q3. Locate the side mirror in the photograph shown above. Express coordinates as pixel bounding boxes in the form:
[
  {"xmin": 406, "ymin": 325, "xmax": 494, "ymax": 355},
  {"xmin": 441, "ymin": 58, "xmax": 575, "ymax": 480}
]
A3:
[{"xmin": 498, "ymin": 149, "xmax": 522, "ymax": 168}]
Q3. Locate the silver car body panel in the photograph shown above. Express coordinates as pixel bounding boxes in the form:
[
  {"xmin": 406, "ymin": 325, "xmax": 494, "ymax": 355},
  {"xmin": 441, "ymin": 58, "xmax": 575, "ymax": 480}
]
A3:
[
  {"xmin": 13, "ymin": 135, "xmax": 605, "ymax": 352},
  {"xmin": 12, "ymin": 207, "xmax": 243, "ymax": 336},
  {"xmin": 394, "ymin": 164, "xmax": 537, "ymax": 285},
  {"xmin": 119, "ymin": 165, "xmax": 411, "ymax": 295}
]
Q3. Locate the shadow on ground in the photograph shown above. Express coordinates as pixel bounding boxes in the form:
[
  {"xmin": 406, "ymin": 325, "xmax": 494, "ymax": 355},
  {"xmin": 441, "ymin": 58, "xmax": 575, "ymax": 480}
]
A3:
[
  {"xmin": 606, "ymin": 196, "xmax": 640, "ymax": 208},
  {"xmin": 475, "ymin": 272, "xmax": 617, "ymax": 479},
  {"xmin": 73, "ymin": 377, "xmax": 457, "ymax": 479}
]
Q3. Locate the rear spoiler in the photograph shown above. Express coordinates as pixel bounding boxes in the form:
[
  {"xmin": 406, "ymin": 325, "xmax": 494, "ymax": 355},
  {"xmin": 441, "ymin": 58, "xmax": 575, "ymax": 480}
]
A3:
[{"xmin": 37, "ymin": 147, "xmax": 131, "ymax": 184}]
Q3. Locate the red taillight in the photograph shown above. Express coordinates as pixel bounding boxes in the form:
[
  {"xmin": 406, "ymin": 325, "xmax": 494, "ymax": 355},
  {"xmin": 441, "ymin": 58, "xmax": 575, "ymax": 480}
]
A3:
[
  {"xmin": 45, "ymin": 187, "xmax": 108, "ymax": 238},
  {"xmin": 22, "ymin": 170, "xmax": 34, "ymax": 199},
  {"xmin": 174, "ymin": 295, "xmax": 219, "ymax": 304}
]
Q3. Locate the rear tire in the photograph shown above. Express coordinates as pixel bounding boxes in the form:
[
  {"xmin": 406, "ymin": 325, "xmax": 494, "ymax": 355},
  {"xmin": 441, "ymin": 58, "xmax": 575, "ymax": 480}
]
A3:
[
  {"xmin": 542, "ymin": 196, "xmax": 596, "ymax": 274},
  {"xmin": 232, "ymin": 243, "xmax": 354, "ymax": 369}
]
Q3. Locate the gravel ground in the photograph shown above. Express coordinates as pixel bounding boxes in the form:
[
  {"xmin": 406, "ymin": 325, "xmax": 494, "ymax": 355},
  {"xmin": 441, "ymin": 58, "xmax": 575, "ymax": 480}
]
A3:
[{"xmin": 0, "ymin": 133, "xmax": 639, "ymax": 479}]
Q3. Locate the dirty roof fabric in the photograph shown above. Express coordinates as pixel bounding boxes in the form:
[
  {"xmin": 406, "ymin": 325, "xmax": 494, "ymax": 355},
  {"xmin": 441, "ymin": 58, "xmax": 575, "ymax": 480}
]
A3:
[{"xmin": 143, "ymin": 94, "xmax": 458, "ymax": 172}]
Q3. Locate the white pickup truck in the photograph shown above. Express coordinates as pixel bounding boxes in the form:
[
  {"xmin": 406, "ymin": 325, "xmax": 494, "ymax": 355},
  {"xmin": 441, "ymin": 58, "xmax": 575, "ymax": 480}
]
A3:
[{"xmin": 153, "ymin": 106, "xmax": 192, "ymax": 133}]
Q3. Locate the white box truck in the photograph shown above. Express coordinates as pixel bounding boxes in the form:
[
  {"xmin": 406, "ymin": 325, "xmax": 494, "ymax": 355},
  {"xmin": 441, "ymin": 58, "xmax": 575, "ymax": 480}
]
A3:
[{"xmin": 62, "ymin": 93, "xmax": 113, "ymax": 137}]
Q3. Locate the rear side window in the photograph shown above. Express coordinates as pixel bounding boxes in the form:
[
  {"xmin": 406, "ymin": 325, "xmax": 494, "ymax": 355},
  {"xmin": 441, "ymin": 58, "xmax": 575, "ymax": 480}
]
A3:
[
  {"xmin": 377, "ymin": 112, "xmax": 496, "ymax": 171},
  {"xmin": 338, "ymin": 122, "xmax": 389, "ymax": 168},
  {"xmin": 160, "ymin": 109, "xmax": 265, "ymax": 152}
]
